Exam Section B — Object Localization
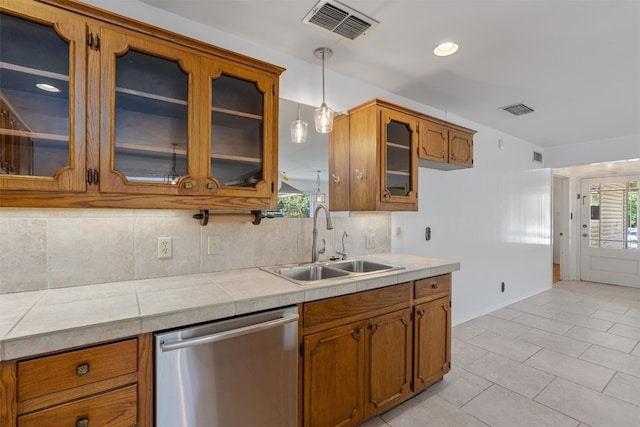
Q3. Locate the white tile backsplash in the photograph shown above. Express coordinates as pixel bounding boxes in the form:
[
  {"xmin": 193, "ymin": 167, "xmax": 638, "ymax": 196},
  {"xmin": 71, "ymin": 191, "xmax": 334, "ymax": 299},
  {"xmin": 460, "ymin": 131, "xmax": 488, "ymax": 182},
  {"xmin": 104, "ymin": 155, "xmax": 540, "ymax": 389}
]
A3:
[{"xmin": 0, "ymin": 209, "xmax": 390, "ymax": 294}]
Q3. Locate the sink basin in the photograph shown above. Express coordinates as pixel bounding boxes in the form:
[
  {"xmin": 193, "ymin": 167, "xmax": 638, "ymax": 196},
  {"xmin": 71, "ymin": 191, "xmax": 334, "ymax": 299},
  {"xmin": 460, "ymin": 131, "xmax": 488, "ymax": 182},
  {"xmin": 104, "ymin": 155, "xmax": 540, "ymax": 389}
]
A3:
[
  {"xmin": 329, "ymin": 260, "xmax": 396, "ymax": 273},
  {"xmin": 274, "ymin": 264, "xmax": 349, "ymax": 282}
]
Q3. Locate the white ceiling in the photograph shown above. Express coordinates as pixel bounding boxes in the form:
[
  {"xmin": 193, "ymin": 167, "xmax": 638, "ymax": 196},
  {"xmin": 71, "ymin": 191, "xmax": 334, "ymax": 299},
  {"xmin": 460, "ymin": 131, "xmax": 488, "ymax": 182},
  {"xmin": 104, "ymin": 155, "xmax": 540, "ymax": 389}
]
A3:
[{"xmin": 139, "ymin": 0, "xmax": 640, "ymax": 148}]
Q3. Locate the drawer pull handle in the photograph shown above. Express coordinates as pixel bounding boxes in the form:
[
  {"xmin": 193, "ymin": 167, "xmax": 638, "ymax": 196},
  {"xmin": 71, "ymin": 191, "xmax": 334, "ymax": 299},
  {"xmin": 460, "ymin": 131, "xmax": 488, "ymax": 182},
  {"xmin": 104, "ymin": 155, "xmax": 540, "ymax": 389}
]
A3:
[
  {"xmin": 431, "ymin": 283, "xmax": 438, "ymax": 289},
  {"xmin": 76, "ymin": 363, "xmax": 90, "ymax": 377},
  {"xmin": 76, "ymin": 417, "xmax": 89, "ymax": 427}
]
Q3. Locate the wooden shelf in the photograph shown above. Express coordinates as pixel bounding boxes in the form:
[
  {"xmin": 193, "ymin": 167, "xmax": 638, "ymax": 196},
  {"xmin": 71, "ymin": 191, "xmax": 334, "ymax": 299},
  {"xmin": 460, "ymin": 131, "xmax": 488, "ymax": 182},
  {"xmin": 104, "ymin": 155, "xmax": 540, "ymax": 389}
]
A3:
[
  {"xmin": 211, "ymin": 106, "xmax": 262, "ymax": 121},
  {"xmin": 115, "ymin": 142, "xmax": 186, "ymax": 155},
  {"xmin": 0, "ymin": 127, "xmax": 67, "ymax": 142},
  {"xmin": 387, "ymin": 142, "xmax": 410, "ymax": 150},
  {"xmin": 0, "ymin": 61, "xmax": 69, "ymax": 82},
  {"xmin": 387, "ymin": 170, "xmax": 410, "ymax": 177},
  {"xmin": 211, "ymin": 153, "xmax": 261, "ymax": 163},
  {"xmin": 115, "ymin": 87, "xmax": 186, "ymax": 106}
]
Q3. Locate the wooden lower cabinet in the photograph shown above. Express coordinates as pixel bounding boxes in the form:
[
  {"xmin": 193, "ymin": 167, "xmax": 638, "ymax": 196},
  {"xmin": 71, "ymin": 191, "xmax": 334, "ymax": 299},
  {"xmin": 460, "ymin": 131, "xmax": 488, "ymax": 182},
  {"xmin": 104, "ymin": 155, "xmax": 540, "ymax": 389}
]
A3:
[
  {"xmin": 301, "ymin": 275, "xmax": 452, "ymax": 426},
  {"xmin": 414, "ymin": 296, "xmax": 452, "ymax": 392},
  {"xmin": 0, "ymin": 334, "xmax": 152, "ymax": 427},
  {"xmin": 303, "ymin": 322, "xmax": 365, "ymax": 427},
  {"xmin": 365, "ymin": 308, "xmax": 412, "ymax": 419}
]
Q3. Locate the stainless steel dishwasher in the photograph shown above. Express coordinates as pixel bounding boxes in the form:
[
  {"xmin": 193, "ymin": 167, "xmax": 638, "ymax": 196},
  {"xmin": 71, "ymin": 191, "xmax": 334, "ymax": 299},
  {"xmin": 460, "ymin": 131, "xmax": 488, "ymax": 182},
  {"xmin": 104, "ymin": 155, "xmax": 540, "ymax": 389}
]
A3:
[{"xmin": 154, "ymin": 306, "xmax": 299, "ymax": 427}]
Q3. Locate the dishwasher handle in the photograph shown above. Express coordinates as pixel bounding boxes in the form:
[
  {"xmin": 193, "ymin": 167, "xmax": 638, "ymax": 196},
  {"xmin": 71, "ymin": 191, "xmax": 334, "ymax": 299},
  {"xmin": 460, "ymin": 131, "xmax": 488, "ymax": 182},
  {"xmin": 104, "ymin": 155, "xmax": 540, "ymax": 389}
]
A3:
[{"xmin": 160, "ymin": 312, "xmax": 299, "ymax": 352}]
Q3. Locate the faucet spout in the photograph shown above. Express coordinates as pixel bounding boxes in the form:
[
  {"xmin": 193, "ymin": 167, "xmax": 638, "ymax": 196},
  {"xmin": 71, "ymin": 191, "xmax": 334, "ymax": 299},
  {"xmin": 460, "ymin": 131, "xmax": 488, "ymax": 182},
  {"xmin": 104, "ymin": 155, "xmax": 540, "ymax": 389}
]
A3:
[{"xmin": 312, "ymin": 203, "xmax": 333, "ymax": 263}]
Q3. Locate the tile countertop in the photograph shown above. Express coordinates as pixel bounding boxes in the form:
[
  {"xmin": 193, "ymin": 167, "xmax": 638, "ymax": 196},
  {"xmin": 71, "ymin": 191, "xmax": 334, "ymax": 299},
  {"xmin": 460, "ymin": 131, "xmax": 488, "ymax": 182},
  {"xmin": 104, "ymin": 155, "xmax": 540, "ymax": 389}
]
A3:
[{"xmin": 0, "ymin": 253, "xmax": 459, "ymax": 361}]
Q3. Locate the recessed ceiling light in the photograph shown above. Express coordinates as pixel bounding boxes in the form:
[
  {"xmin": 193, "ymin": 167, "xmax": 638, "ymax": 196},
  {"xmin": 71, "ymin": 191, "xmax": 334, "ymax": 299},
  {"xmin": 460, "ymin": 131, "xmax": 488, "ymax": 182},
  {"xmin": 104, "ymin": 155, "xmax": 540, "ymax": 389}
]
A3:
[
  {"xmin": 434, "ymin": 42, "xmax": 459, "ymax": 57},
  {"xmin": 36, "ymin": 83, "xmax": 60, "ymax": 93}
]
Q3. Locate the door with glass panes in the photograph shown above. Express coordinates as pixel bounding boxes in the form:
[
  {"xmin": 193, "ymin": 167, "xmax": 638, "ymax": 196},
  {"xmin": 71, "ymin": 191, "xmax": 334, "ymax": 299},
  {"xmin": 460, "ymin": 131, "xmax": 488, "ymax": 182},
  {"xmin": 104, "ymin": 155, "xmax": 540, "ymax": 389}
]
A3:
[
  {"xmin": 98, "ymin": 26, "xmax": 200, "ymax": 195},
  {"xmin": 580, "ymin": 176, "xmax": 639, "ymax": 287},
  {"xmin": 0, "ymin": 3, "xmax": 87, "ymax": 192}
]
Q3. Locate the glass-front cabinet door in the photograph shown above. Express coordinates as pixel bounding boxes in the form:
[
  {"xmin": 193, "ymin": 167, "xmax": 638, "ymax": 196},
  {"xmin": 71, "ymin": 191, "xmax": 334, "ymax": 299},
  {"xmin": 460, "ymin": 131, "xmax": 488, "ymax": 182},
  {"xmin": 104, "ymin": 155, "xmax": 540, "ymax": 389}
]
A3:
[
  {"xmin": 380, "ymin": 108, "xmax": 417, "ymax": 208},
  {"xmin": 0, "ymin": 3, "xmax": 87, "ymax": 191},
  {"xmin": 98, "ymin": 27, "xmax": 199, "ymax": 195},
  {"xmin": 202, "ymin": 61, "xmax": 276, "ymax": 200}
]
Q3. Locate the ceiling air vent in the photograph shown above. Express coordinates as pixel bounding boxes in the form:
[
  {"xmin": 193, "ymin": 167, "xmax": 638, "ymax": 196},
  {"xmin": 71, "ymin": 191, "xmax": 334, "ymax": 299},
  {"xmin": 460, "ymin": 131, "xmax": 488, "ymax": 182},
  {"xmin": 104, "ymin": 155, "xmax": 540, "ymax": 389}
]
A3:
[
  {"xmin": 533, "ymin": 151, "xmax": 543, "ymax": 163},
  {"xmin": 302, "ymin": 0, "xmax": 379, "ymax": 40},
  {"xmin": 500, "ymin": 103, "xmax": 534, "ymax": 116}
]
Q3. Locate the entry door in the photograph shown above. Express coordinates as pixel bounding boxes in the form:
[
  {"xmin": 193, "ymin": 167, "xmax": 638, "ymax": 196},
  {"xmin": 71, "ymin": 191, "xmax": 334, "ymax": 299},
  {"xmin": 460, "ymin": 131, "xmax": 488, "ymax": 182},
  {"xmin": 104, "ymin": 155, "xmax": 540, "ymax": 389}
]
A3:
[{"xmin": 580, "ymin": 176, "xmax": 639, "ymax": 287}]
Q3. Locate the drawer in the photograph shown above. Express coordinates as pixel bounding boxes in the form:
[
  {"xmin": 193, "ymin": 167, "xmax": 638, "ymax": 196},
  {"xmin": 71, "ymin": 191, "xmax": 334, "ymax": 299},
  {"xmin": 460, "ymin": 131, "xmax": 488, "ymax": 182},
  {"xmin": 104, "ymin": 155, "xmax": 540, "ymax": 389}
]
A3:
[
  {"xmin": 18, "ymin": 385, "xmax": 137, "ymax": 427},
  {"xmin": 304, "ymin": 282, "xmax": 411, "ymax": 329},
  {"xmin": 18, "ymin": 339, "xmax": 137, "ymax": 402},
  {"xmin": 414, "ymin": 274, "xmax": 451, "ymax": 300}
]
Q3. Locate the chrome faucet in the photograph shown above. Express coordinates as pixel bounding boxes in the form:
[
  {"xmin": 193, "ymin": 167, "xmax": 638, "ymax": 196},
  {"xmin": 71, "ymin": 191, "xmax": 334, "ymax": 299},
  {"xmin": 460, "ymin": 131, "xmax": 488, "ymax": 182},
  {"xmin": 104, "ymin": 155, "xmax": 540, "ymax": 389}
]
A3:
[
  {"xmin": 312, "ymin": 203, "xmax": 333, "ymax": 263},
  {"xmin": 336, "ymin": 231, "xmax": 348, "ymax": 260}
]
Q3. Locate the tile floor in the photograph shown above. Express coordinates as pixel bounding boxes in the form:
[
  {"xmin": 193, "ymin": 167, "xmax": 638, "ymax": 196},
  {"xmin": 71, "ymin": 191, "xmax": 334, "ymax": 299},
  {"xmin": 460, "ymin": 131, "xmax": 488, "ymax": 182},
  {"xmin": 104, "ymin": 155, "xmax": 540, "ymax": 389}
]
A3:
[{"xmin": 361, "ymin": 280, "xmax": 640, "ymax": 427}]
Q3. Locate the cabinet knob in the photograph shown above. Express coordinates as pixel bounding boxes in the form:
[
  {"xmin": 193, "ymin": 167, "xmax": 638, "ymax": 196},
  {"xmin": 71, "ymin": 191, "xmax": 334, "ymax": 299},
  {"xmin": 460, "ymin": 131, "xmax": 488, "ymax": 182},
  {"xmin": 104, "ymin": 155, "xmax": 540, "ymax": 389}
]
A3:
[
  {"xmin": 355, "ymin": 169, "xmax": 365, "ymax": 181},
  {"xmin": 76, "ymin": 363, "xmax": 90, "ymax": 377},
  {"xmin": 184, "ymin": 181, "xmax": 193, "ymax": 189},
  {"xmin": 76, "ymin": 418, "xmax": 89, "ymax": 427},
  {"xmin": 207, "ymin": 182, "xmax": 215, "ymax": 190},
  {"xmin": 431, "ymin": 283, "xmax": 438, "ymax": 289},
  {"xmin": 332, "ymin": 174, "xmax": 341, "ymax": 183},
  {"xmin": 417, "ymin": 309, "xmax": 425, "ymax": 318}
]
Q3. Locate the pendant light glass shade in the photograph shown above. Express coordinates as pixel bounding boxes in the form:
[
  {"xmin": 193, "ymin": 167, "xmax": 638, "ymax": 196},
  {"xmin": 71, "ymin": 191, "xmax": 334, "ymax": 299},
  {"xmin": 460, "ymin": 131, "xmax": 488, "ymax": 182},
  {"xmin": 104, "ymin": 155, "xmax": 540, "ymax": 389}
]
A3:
[
  {"xmin": 314, "ymin": 102, "xmax": 334, "ymax": 134},
  {"xmin": 314, "ymin": 47, "xmax": 334, "ymax": 134},
  {"xmin": 290, "ymin": 103, "xmax": 308, "ymax": 143},
  {"xmin": 314, "ymin": 170, "xmax": 325, "ymax": 203}
]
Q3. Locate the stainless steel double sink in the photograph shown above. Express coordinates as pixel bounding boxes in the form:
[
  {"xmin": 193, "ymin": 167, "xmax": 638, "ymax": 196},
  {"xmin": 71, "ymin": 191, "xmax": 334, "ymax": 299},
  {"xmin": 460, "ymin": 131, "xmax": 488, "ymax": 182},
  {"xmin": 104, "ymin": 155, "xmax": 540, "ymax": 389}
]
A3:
[{"xmin": 262, "ymin": 259, "xmax": 404, "ymax": 285}]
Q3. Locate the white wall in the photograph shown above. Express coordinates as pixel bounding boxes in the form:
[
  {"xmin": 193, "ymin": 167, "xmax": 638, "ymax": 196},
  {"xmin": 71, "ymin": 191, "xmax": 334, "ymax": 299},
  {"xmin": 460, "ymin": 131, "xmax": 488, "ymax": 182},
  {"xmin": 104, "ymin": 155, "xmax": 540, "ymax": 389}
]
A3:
[{"xmin": 393, "ymin": 119, "xmax": 552, "ymax": 324}]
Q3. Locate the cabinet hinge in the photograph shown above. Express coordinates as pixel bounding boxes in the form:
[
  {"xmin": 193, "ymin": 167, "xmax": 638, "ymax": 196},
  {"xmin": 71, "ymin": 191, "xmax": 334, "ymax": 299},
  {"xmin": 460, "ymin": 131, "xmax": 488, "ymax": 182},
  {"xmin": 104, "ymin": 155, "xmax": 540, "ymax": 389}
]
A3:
[
  {"xmin": 299, "ymin": 343, "xmax": 304, "ymax": 356},
  {"xmin": 87, "ymin": 33, "xmax": 100, "ymax": 50},
  {"xmin": 449, "ymin": 300, "xmax": 452, "ymax": 308},
  {"xmin": 271, "ymin": 181, "xmax": 274, "ymax": 193},
  {"xmin": 272, "ymin": 84, "xmax": 275, "ymax": 96},
  {"xmin": 410, "ymin": 311, "xmax": 414, "ymax": 321}
]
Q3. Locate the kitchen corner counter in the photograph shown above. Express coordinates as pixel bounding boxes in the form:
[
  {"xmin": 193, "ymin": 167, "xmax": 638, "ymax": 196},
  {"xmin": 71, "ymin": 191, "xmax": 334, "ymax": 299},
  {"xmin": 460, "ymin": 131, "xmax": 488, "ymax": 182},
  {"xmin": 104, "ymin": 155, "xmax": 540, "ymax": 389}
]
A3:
[{"xmin": 0, "ymin": 253, "xmax": 459, "ymax": 361}]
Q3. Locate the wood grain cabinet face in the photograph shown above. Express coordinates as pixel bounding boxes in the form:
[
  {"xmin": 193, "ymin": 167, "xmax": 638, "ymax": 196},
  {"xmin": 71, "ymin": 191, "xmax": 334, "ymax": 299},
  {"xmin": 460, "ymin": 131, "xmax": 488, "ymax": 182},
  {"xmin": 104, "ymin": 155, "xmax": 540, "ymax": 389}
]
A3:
[
  {"xmin": 0, "ymin": 3, "xmax": 88, "ymax": 192},
  {"xmin": 418, "ymin": 120, "xmax": 449, "ymax": 163},
  {"xmin": 303, "ymin": 322, "xmax": 365, "ymax": 427},
  {"xmin": 0, "ymin": 0, "xmax": 282, "ymax": 210},
  {"xmin": 364, "ymin": 308, "xmax": 412, "ymax": 419},
  {"xmin": 301, "ymin": 277, "xmax": 451, "ymax": 426},
  {"xmin": 413, "ymin": 296, "xmax": 452, "ymax": 392},
  {"xmin": 0, "ymin": 335, "xmax": 153, "ymax": 427},
  {"xmin": 329, "ymin": 100, "xmax": 418, "ymax": 212},
  {"xmin": 449, "ymin": 129, "xmax": 473, "ymax": 167}
]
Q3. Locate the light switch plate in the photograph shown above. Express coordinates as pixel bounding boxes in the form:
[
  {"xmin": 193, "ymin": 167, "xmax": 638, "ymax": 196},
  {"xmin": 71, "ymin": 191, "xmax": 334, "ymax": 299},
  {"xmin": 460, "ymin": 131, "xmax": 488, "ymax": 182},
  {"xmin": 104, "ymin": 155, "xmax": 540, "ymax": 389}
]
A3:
[
  {"xmin": 366, "ymin": 234, "xmax": 376, "ymax": 249},
  {"xmin": 208, "ymin": 235, "xmax": 221, "ymax": 255}
]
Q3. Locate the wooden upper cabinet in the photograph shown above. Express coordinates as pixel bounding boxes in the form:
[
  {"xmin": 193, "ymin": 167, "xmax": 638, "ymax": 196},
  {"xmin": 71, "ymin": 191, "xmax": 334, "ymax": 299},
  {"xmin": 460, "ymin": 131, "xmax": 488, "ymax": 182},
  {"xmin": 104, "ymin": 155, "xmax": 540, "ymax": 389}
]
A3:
[
  {"xmin": 330, "ymin": 99, "xmax": 418, "ymax": 212},
  {"xmin": 0, "ymin": 2, "xmax": 87, "ymax": 192},
  {"xmin": 417, "ymin": 120, "xmax": 449, "ymax": 163},
  {"xmin": 417, "ymin": 118, "xmax": 475, "ymax": 170},
  {"xmin": 202, "ymin": 60, "xmax": 276, "ymax": 200},
  {"xmin": 449, "ymin": 129, "xmax": 473, "ymax": 168},
  {"xmin": 98, "ymin": 26, "xmax": 200, "ymax": 195},
  {"xmin": 0, "ymin": 0, "xmax": 283, "ymax": 209}
]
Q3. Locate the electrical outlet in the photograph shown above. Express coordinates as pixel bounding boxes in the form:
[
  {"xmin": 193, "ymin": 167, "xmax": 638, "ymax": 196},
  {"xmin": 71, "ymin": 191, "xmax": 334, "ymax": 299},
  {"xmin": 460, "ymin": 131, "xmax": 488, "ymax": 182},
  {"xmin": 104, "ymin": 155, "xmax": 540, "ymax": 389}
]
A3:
[
  {"xmin": 208, "ymin": 235, "xmax": 220, "ymax": 255},
  {"xmin": 157, "ymin": 237, "xmax": 172, "ymax": 259},
  {"xmin": 366, "ymin": 234, "xmax": 376, "ymax": 249}
]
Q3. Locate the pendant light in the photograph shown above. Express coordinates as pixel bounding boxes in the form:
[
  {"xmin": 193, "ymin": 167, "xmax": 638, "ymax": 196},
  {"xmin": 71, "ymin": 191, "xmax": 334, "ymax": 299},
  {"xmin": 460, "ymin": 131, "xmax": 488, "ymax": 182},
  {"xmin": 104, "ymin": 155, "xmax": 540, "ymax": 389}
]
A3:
[
  {"xmin": 313, "ymin": 47, "xmax": 335, "ymax": 133},
  {"xmin": 165, "ymin": 143, "xmax": 180, "ymax": 184},
  {"xmin": 314, "ymin": 170, "xmax": 325, "ymax": 203},
  {"xmin": 290, "ymin": 103, "xmax": 308, "ymax": 143}
]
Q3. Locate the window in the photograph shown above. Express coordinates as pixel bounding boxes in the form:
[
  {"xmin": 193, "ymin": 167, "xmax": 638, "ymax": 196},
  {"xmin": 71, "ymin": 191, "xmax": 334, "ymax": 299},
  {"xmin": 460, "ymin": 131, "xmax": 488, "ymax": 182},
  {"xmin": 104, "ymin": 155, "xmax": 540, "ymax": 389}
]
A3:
[{"xmin": 589, "ymin": 180, "xmax": 638, "ymax": 250}]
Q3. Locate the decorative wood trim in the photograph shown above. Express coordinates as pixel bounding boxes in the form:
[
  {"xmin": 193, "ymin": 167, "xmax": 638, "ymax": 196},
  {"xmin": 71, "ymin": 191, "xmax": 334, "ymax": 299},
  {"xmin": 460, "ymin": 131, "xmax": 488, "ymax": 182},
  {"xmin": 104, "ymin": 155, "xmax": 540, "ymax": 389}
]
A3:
[
  {"xmin": 137, "ymin": 333, "xmax": 153, "ymax": 427},
  {"xmin": 0, "ymin": 361, "xmax": 18, "ymax": 427}
]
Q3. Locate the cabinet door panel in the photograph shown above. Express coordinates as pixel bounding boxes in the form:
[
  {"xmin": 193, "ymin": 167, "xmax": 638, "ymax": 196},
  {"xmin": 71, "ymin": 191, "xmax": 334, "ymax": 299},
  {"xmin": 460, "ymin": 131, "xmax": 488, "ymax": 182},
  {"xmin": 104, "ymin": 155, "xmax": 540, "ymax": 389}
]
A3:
[
  {"xmin": 365, "ymin": 309, "xmax": 412, "ymax": 418},
  {"xmin": 303, "ymin": 322, "xmax": 365, "ymax": 427},
  {"xmin": 0, "ymin": 3, "xmax": 87, "ymax": 191},
  {"xmin": 99, "ymin": 27, "xmax": 199, "ymax": 195},
  {"xmin": 418, "ymin": 120, "xmax": 448, "ymax": 162},
  {"xmin": 202, "ymin": 61, "xmax": 276, "ymax": 202},
  {"xmin": 379, "ymin": 108, "xmax": 417, "ymax": 206},
  {"xmin": 414, "ymin": 297, "xmax": 451, "ymax": 392},
  {"xmin": 449, "ymin": 130, "xmax": 473, "ymax": 167}
]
